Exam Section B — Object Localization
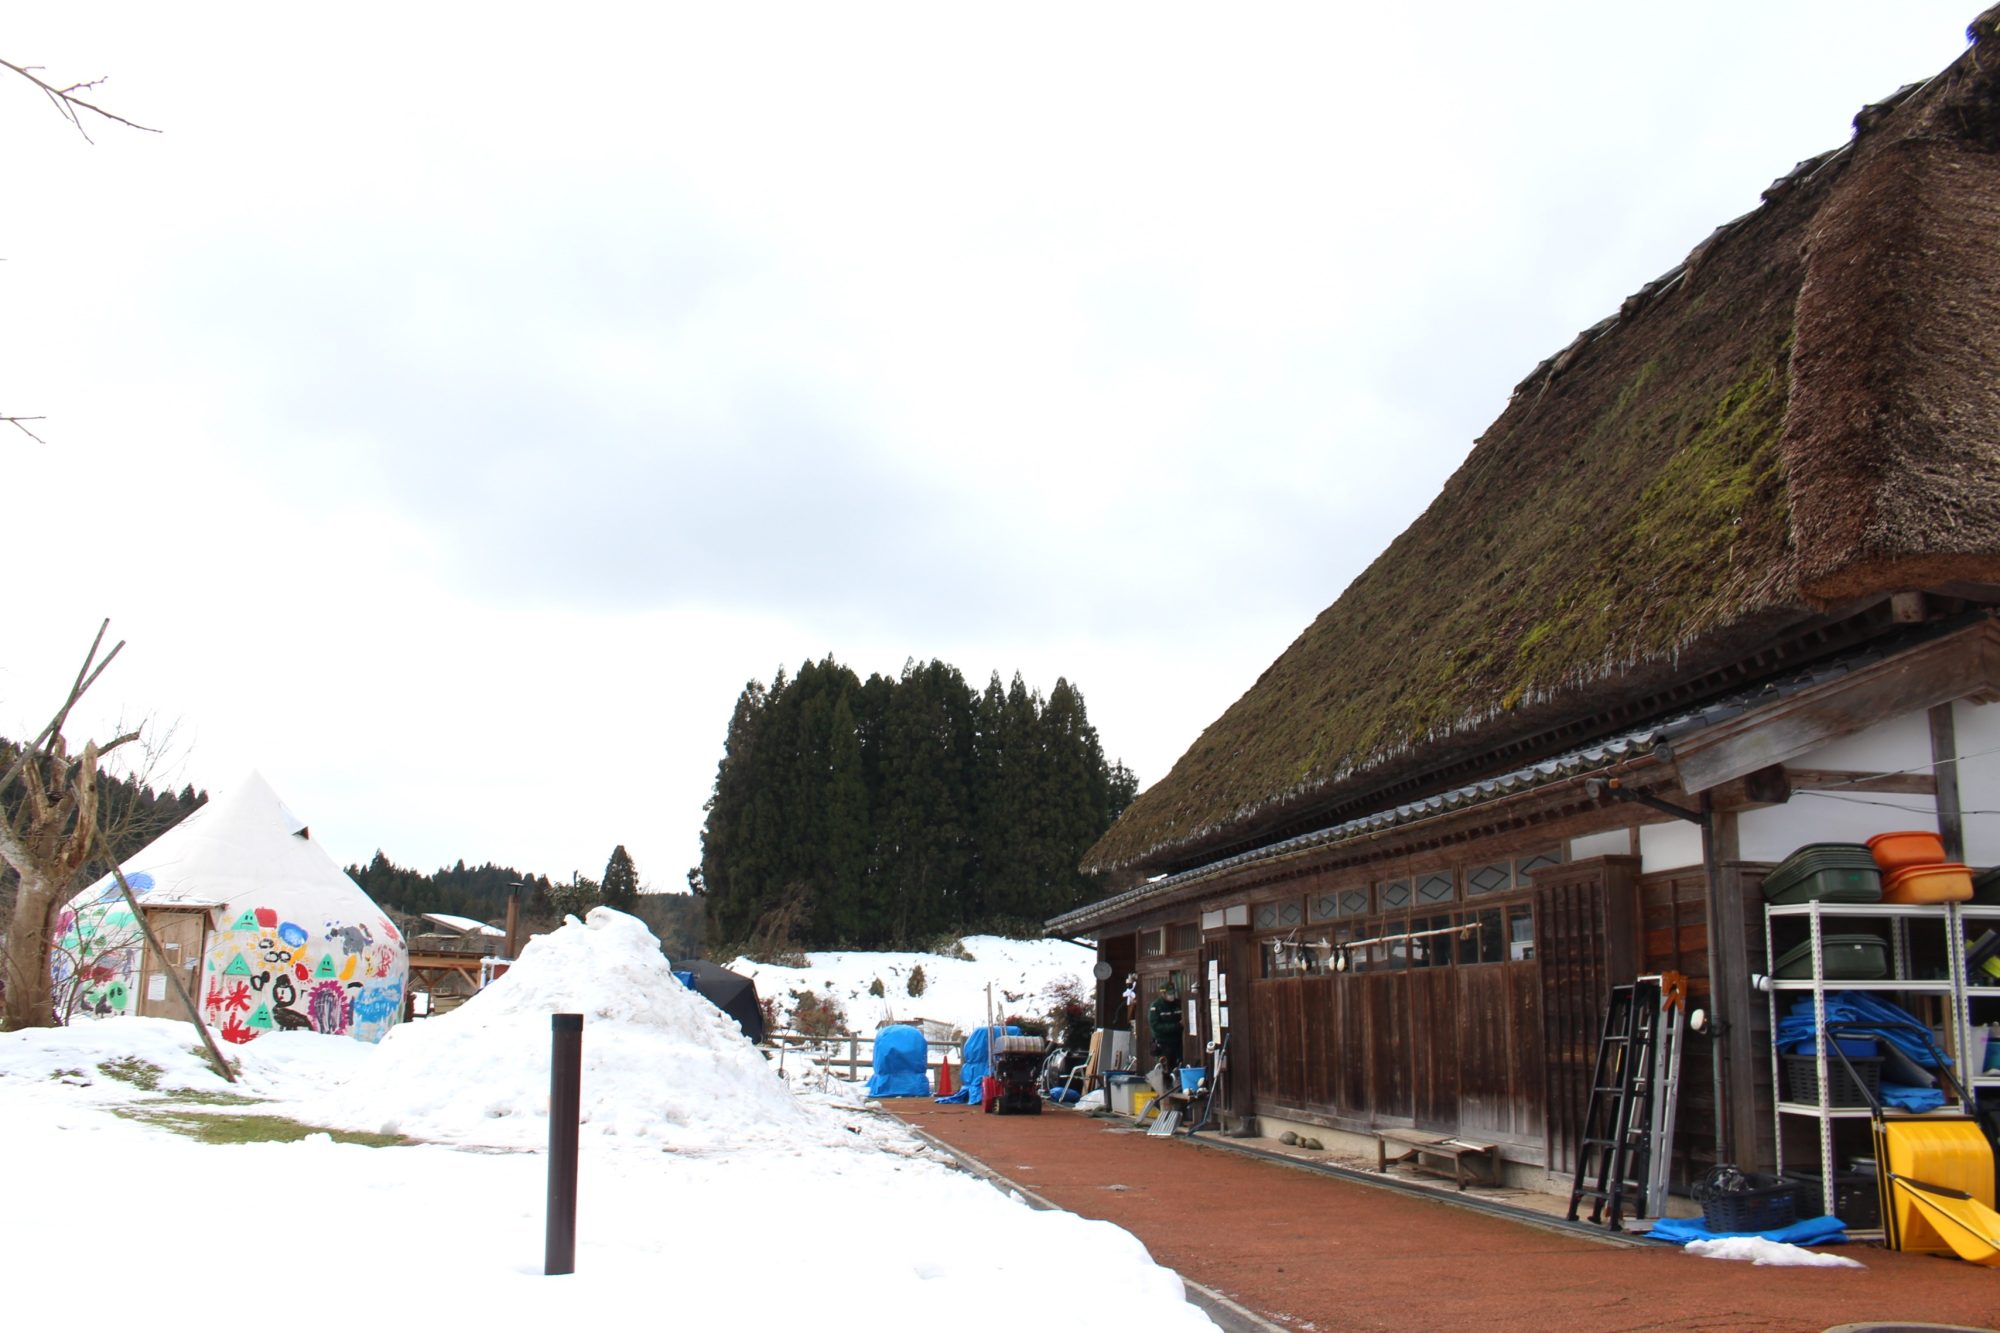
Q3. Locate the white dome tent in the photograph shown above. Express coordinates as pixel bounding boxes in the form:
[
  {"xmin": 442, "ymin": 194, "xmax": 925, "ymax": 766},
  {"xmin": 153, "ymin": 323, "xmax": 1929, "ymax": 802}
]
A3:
[{"xmin": 55, "ymin": 773, "xmax": 408, "ymax": 1044}]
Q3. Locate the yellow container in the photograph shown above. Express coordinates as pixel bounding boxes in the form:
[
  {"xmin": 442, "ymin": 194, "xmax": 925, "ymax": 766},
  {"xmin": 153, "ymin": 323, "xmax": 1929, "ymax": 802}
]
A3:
[{"xmin": 1131, "ymin": 1090, "xmax": 1157, "ymax": 1120}]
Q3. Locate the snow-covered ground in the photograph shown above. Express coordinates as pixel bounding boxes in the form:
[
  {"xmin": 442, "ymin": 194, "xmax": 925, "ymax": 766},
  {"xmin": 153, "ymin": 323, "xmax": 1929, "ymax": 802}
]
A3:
[
  {"xmin": 730, "ymin": 935, "xmax": 1098, "ymax": 1038},
  {"xmin": 0, "ymin": 910, "xmax": 1209, "ymax": 1331}
]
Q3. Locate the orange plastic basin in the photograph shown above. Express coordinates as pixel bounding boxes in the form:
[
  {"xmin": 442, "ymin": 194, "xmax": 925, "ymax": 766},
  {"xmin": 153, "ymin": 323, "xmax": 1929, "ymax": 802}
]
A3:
[
  {"xmin": 1867, "ymin": 829, "xmax": 1946, "ymax": 871},
  {"xmin": 1882, "ymin": 862, "xmax": 1973, "ymax": 904}
]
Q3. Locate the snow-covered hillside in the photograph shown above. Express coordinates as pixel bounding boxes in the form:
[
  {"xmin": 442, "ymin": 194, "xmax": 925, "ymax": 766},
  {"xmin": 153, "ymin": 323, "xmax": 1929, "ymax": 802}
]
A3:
[{"xmin": 727, "ymin": 935, "xmax": 1097, "ymax": 1038}]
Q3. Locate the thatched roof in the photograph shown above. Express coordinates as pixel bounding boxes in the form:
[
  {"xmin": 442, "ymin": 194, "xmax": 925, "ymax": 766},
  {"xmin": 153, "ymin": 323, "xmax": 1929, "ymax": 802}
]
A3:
[{"xmin": 1085, "ymin": 13, "xmax": 2000, "ymax": 879}]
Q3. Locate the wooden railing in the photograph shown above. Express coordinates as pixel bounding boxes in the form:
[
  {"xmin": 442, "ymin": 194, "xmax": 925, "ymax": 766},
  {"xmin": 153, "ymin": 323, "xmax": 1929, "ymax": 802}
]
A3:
[{"xmin": 762, "ymin": 1029, "xmax": 962, "ymax": 1081}]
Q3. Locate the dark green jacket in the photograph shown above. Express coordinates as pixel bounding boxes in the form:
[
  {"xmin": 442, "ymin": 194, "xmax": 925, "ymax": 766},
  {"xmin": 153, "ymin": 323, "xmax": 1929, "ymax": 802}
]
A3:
[{"xmin": 1148, "ymin": 994, "xmax": 1183, "ymax": 1049}]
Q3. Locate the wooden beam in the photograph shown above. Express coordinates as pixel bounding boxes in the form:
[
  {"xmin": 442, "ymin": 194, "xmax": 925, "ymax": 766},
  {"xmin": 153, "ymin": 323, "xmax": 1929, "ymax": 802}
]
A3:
[
  {"xmin": 1670, "ymin": 618, "xmax": 2000, "ymax": 794},
  {"xmin": 1783, "ymin": 767, "xmax": 1938, "ymax": 795}
]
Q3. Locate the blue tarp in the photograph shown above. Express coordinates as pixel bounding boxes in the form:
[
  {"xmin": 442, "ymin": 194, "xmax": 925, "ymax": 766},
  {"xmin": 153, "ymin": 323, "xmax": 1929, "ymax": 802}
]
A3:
[
  {"xmin": 1881, "ymin": 1082, "xmax": 1946, "ymax": 1112},
  {"xmin": 867, "ymin": 1024, "xmax": 933, "ymax": 1098},
  {"xmin": 1647, "ymin": 1215, "xmax": 1852, "ymax": 1246},
  {"xmin": 934, "ymin": 1024, "xmax": 1020, "ymax": 1104},
  {"xmin": 1773, "ymin": 992, "xmax": 1950, "ymax": 1067}
]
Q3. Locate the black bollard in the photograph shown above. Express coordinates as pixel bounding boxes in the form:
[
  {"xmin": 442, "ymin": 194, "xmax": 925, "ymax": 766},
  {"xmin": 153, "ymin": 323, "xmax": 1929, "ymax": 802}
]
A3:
[{"xmin": 546, "ymin": 1012, "xmax": 582, "ymax": 1275}]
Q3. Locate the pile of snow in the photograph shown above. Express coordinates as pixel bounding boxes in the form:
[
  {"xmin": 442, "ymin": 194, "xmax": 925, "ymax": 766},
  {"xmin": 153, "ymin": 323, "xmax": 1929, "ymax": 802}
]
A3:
[
  {"xmin": 310, "ymin": 909, "xmax": 811, "ymax": 1150},
  {"xmin": 0, "ymin": 908, "xmax": 1215, "ymax": 1330},
  {"xmin": 1685, "ymin": 1237, "xmax": 1864, "ymax": 1268},
  {"xmin": 732, "ymin": 934, "xmax": 1096, "ymax": 1037}
]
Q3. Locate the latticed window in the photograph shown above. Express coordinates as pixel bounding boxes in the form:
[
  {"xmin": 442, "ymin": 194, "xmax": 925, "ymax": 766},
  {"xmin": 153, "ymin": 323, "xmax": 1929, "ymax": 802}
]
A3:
[
  {"xmin": 1378, "ymin": 879, "xmax": 1411, "ymax": 910},
  {"xmin": 1466, "ymin": 861, "xmax": 1513, "ymax": 896},
  {"xmin": 1517, "ymin": 848, "xmax": 1562, "ymax": 881},
  {"xmin": 1253, "ymin": 902, "xmax": 1301, "ymax": 930},
  {"xmin": 1416, "ymin": 871, "xmax": 1455, "ymax": 904},
  {"xmin": 1337, "ymin": 888, "xmax": 1370, "ymax": 918}
]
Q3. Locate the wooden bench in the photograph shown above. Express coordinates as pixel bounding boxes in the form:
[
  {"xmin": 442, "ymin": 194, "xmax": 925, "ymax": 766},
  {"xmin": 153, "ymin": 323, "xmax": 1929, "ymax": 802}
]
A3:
[{"xmin": 1373, "ymin": 1128, "xmax": 1498, "ymax": 1190}]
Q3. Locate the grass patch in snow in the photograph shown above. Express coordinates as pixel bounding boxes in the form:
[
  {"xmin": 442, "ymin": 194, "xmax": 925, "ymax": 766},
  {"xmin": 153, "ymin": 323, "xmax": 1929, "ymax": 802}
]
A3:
[
  {"xmin": 113, "ymin": 1106, "xmax": 413, "ymax": 1147},
  {"xmin": 97, "ymin": 1057, "xmax": 165, "ymax": 1091}
]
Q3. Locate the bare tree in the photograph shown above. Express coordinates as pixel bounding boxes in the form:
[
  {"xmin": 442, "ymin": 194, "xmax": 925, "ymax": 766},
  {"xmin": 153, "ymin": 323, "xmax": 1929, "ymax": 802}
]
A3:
[
  {"xmin": 3, "ymin": 53, "xmax": 157, "ymax": 442},
  {"xmin": 0, "ymin": 624, "xmax": 135, "ymax": 1029},
  {"xmin": 1, "ymin": 56, "xmax": 157, "ymax": 142}
]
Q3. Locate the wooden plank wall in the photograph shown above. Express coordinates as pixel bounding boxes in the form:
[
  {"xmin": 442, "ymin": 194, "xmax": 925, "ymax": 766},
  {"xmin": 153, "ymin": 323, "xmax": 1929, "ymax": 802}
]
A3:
[
  {"xmin": 1249, "ymin": 961, "xmax": 1541, "ymax": 1145},
  {"xmin": 1538, "ymin": 875, "xmax": 1610, "ymax": 1177},
  {"xmin": 1638, "ymin": 865, "xmax": 1778, "ymax": 1185}
]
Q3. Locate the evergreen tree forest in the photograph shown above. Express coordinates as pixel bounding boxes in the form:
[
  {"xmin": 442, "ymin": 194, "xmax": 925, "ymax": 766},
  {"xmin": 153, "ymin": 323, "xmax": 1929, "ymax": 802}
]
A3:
[
  {"xmin": 344, "ymin": 852, "xmax": 555, "ymax": 925},
  {"xmin": 696, "ymin": 658, "xmax": 1139, "ymax": 951}
]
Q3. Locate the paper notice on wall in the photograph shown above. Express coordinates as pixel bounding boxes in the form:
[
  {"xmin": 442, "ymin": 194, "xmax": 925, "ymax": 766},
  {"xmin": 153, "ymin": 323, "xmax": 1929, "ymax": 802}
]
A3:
[{"xmin": 147, "ymin": 974, "xmax": 166, "ymax": 1002}]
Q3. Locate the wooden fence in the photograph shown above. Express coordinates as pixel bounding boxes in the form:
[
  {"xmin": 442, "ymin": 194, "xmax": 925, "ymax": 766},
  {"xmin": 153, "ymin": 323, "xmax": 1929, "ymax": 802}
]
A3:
[{"xmin": 762, "ymin": 1029, "xmax": 962, "ymax": 1081}]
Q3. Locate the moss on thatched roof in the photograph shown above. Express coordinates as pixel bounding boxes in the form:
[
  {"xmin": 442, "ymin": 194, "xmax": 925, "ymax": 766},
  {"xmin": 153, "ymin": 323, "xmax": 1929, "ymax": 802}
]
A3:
[{"xmin": 1087, "ymin": 15, "xmax": 2000, "ymax": 877}]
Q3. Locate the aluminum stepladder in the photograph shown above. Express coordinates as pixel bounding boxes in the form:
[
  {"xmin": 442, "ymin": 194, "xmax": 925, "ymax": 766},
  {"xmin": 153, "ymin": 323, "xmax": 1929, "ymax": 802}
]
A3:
[{"xmin": 1567, "ymin": 973, "xmax": 1684, "ymax": 1228}]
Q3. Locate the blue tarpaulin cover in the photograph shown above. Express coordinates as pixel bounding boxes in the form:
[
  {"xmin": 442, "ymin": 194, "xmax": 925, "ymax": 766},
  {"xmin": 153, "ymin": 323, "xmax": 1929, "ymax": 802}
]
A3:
[
  {"xmin": 1647, "ymin": 1215, "xmax": 1851, "ymax": 1246},
  {"xmin": 934, "ymin": 1024, "xmax": 1020, "ymax": 1103},
  {"xmin": 1773, "ymin": 992, "xmax": 1951, "ymax": 1066},
  {"xmin": 867, "ymin": 1024, "xmax": 933, "ymax": 1098}
]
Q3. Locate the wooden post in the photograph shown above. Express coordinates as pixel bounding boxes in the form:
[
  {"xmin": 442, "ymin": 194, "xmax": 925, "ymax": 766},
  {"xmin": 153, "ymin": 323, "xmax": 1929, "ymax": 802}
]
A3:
[
  {"xmin": 1929, "ymin": 703, "xmax": 1965, "ymax": 863},
  {"xmin": 546, "ymin": 1013, "xmax": 582, "ymax": 1275},
  {"xmin": 108, "ymin": 857, "xmax": 235, "ymax": 1084},
  {"xmin": 505, "ymin": 887, "xmax": 522, "ymax": 962}
]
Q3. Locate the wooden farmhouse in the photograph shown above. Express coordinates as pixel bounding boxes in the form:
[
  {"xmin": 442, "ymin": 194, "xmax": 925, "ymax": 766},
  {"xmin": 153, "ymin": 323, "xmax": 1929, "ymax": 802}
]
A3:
[{"xmin": 1054, "ymin": 12, "xmax": 2000, "ymax": 1196}]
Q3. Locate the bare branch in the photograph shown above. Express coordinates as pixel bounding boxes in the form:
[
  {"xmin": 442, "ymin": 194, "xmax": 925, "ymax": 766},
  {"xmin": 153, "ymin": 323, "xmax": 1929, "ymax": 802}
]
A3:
[
  {"xmin": 1, "ymin": 57, "xmax": 160, "ymax": 141},
  {"xmin": 0, "ymin": 620, "xmax": 123, "ymax": 802},
  {"xmin": 3, "ymin": 415, "xmax": 48, "ymax": 444}
]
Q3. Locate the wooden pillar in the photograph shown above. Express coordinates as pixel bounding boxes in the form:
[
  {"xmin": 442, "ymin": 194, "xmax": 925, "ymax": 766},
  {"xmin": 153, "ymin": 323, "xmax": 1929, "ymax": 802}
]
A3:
[
  {"xmin": 1706, "ymin": 804, "xmax": 1760, "ymax": 1165},
  {"xmin": 1930, "ymin": 702, "xmax": 1965, "ymax": 863},
  {"xmin": 1223, "ymin": 924, "xmax": 1254, "ymax": 1121}
]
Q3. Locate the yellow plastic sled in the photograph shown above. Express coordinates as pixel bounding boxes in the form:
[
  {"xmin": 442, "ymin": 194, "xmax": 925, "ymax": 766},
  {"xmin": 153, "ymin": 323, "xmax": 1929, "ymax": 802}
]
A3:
[
  {"xmin": 1872, "ymin": 1113, "xmax": 1998, "ymax": 1258},
  {"xmin": 1885, "ymin": 1173, "xmax": 2000, "ymax": 1266}
]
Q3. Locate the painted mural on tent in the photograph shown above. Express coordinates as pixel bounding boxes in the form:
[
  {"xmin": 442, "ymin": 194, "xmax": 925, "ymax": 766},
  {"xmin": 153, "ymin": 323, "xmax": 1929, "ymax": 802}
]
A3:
[
  {"xmin": 51, "ymin": 873, "xmax": 155, "ymax": 1022},
  {"xmin": 53, "ymin": 881, "xmax": 406, "ymax": 1044},
  {"xmin": 200, "ymin": 908, "xmax": 406, "ymax": 1044}
]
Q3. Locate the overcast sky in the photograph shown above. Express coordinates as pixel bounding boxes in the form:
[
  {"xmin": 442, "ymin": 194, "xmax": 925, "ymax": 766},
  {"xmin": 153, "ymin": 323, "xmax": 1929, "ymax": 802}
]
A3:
[{"xmin": 2, "ymin": 3, "xmax": 1980, "ymax": 892}]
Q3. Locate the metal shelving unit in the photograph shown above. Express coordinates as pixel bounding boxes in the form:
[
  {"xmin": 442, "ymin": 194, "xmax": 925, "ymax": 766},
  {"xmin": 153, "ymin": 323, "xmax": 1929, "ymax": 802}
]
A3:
[
  {"xmin": 1959, "ymin": 902, "xmax": 2000, "ymax": 1100},
  {"xmin": 1763, "ymin": 900, "xmax": 1971, "ymax": 1229}
]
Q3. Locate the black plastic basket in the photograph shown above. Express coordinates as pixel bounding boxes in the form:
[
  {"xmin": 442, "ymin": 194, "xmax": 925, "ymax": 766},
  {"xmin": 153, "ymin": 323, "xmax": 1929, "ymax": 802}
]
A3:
[
  {"xmin": 1783, "ymin": 1169, "xmax": 1881, "ymax": 1230},
  {"xmin": 1782, "ymin": 1053, "xmax": 1883, "ymax": 1107},
  {"xmin": 1698, "ymin": 1174, "xmax": 1800, "ymax": 1233}
]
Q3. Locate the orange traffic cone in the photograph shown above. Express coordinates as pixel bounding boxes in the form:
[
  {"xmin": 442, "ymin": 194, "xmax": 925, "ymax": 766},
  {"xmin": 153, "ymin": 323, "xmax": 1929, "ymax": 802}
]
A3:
[{"xmin": 935, "ymin": 1054, "xmax": 955, "ymax": 1097}]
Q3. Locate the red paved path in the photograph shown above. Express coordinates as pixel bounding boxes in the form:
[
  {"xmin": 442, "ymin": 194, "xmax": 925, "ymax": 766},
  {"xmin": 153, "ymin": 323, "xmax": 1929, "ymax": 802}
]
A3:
[{"xmin": 883, "ymin": 1100, "xmax": 1998, "ymax": 1332}]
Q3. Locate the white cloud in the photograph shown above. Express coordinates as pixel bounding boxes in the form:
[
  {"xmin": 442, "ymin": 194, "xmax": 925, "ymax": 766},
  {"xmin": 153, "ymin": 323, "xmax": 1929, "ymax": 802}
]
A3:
[{"xmin": 2, "ymin": 1, "xmax": 1978, "ymax": 888}]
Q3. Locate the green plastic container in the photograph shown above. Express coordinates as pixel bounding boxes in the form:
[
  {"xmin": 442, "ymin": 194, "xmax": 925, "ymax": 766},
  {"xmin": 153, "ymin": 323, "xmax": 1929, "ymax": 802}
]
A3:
[
  {"xmin": 1971, "ymin": 866, "xmax": 2000, "ymax": 906},
  {"xmin": 1773, "ymin": 933, "xmax": 1889, "ymax": 981},
  {"xmin": 1762, "ymin": 844, "xmax": 1882, "ymax": 905}
]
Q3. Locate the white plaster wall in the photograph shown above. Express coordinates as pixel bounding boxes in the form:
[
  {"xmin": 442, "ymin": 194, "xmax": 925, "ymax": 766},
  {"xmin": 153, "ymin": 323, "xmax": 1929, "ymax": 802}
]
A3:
[
  {"xmin": 1568, "ymin": 829, "xmax": 1632, "ymax": 862},
  {"xmin": 1640, "ymin": 818, "xmax": 1704, "ymax": 872},
  {"xmin": 1951, "ymin": 698, "xmax": 2000, "ymax": 868},
  {"xmin": 1739, "ymin": 709, "xmax": 1938, "ymax": 862}
]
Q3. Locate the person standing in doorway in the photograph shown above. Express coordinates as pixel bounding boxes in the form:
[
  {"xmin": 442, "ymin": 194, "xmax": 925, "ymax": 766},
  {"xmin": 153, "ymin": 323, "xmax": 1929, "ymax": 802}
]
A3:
[{"xmin": 1148, "ymin": 981, "xmax": 1183, "ymax": 1073}]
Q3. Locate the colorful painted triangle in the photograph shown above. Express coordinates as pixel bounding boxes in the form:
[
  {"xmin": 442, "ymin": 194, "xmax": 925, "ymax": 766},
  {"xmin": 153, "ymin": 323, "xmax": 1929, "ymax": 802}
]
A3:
[{"xmin": 224, "ymin": 954, "xmax": 252, "ymax": 977}]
